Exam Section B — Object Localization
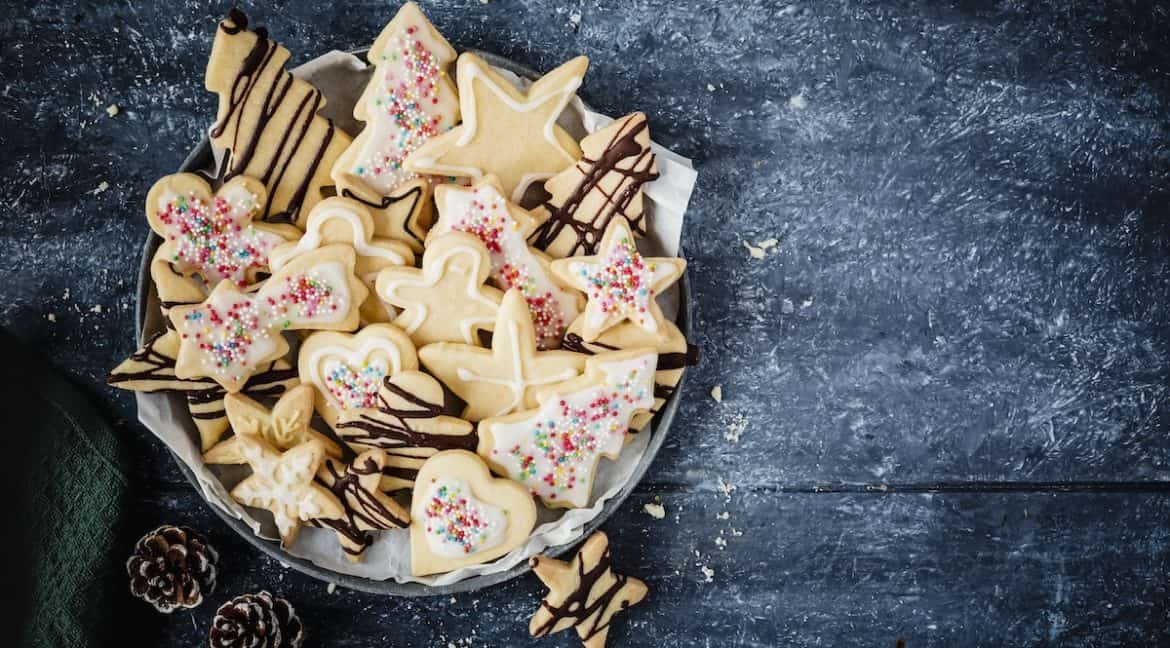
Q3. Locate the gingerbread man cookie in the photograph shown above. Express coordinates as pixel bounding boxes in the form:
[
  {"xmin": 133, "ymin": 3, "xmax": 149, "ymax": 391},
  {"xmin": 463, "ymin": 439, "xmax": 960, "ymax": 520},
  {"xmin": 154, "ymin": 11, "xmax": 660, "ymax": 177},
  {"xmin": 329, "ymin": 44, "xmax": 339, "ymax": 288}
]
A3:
[
  {"xmin": 310, "ymin": 450, "xmax": 410, "ymax": 562},
  {"xmin": 409, "ymin": 450, "xmax": 536, "ymax": 576},
  {"xmin": 206, "ymin": 9, "xmax": 352, "ymax": 227},
  {"xmin": 430, "ymin": 176, "xmax": 581, "ymax": 349},
  {"xmin": 203, "ymin": 384, "xmax": 340, "ymax": 465},
  {"xmin": 270, "ymin": 197, "xmax": 414, "ymax": 324},
  {"xmin": 406, "ymin": 53, "xmax": 588, "ymax": 203},
  {"xmin": 332, "ymin": 2, "xmax": 459, "ymax": 253},
  {"xmin": 230, "ymin": 435, "xmax": 344, "ymax": 547},
  {"xmin": 478, "ymin": 348, "xmax": 657, "ymax": 508},
  {"xmin": 336, "ymin": 370, "xmax": 477, "ymax": 493},
  {"xmin": 530, "ymin": 112, "xmax": 659, "ymax": 257},
  {"xmin": 375, "ymin": 232, "xmax": 503, "ymax": 347},
  {"xmin": 418, "ymin": 290, "xmax": 586, "ymax": 422},
  {"xmin": 170, "ymin": 245, "xmax": 367, "ymax": 393},
  {"xmin": 529, "ymin": 531, "xmax": 647, "ymax": 648}
]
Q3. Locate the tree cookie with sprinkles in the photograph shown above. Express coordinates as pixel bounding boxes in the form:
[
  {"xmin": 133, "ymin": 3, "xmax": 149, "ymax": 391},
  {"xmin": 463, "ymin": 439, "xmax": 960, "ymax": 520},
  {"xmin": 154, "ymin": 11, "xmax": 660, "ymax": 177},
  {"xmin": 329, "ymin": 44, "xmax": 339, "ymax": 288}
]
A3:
[
  {"xmin": 205, "ymin": 9, "xmax": 352, "ymax": 227},
  {"xmin": 203, "ymin": 384, "xmax": 341, "ymax": 465},
  {"xmin": 297, "ymin": 323, "xmax": 419, "ymax": 431},
  {"xmin": 550, "ymin": 218, "xmax": 685, "ymax": 343},
  {"xmin": 332, "ymin": 2, "xmax": 459, "ymax": 253},
  {"xmin": 429, "ymin": 175, "xmax": 581, "ymax": 349},
  {"xmin": 531, "ymin": 112, "xmax": 659, "ymax": 258},
  {"xmin": 529, "ymin": 531, "xmax": 648, "ymax": 648},
  {"xmin": 418, "ymin": 290, "xmax": 586, "ymax": 422},
  {"xmin": 270, "ymin": 197, "xmax": 415, "ymax": 324},
  {"xmin": 409, "ymin": 450, "xmax": 536, "ymax": 576},
  {"xmin": 478, "ymin": 348, "xmax": 657, "ymax": 509},
  {"xmin": 146, "ymin": 173, "xmax": 299, "ymax": 315},
  {"xmin": 375, "ymin": 232, "xmax": 503, "ymax": 348},
  {"xmin": 309, "ymin": 449, "xmax": 411, "ymax": 563},
  {"xmin": 405, "ymin": 52, "xmax": 589, "ymax": 203},
  {"xmin": 169, "ymin": 245, "xmax": 367, "ymax": 393}
]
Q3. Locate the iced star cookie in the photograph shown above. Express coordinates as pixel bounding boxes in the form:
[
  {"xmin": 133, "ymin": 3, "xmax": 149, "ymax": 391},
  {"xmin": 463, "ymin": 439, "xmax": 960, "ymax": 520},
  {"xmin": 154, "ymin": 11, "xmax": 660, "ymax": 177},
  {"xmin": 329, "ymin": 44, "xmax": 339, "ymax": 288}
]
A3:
[
  {"xmin": 231, "ymin": 435, "xmax": 345, "ymax": 547},
  {"xmin": 332, "ymin": 2, "xmax": 459, "ymax": 253},
  {"xmin": 530, "ymin": 112, "xmax": 659, "ymax": 257},
  {"xmin": 529, "ymin": 531, "xmax": 647, "ymax": 648},
  {"xmin": 478, "ymin": 348, "xmax": 656, "ymax": 508},
  {"xmin": 375, "ymin": 232, "xmax": 503, "ymax": 347},
  {"xmin": 270, "ymin": 197, "xmax": 414, "ymax": 324},
  {"xmin": 550, "ymin": 218, "xmax": 685, "ymax": 342},
  {"xmin": 203, "ymin": 384, "xmax": 340, "ymax": 465},
  {"xmin": 429, "ymin": 176, "xmax": 581, "ymax": 349},
  {"xmin": 406, "ymin": 53, "xmax": 589, "ymax": 203},
  {"xmin": 107, "ymin": 329, "xmax": 301, "ymax": 450},
  {"xmin": 310, "ymin": 450, "xmax": 410, "ymax": 562},
  {"xmin": 562, "ymin": 318, "xmax": 694, "ymax": 433},
  {"xmin": 297, "ymin": 323, "xmax": 418, "ymax": 430},
  {"xmin": 409, "ymin": 450, "xmax": 536, "ymax": 576},
  {"xmin": 206, "ymin": 9, "xmax": 352, "ymax": 227},
  {"xmin": 418, "ymin": 290, "xmax": 586, "ymax": 422},
  {"xmin": 336, "ymin": 370, "xmax": 477, "ymax": 493},
  {"xmin": 170, "ymin": 245, "xmax": 367, "ymax": 393}
]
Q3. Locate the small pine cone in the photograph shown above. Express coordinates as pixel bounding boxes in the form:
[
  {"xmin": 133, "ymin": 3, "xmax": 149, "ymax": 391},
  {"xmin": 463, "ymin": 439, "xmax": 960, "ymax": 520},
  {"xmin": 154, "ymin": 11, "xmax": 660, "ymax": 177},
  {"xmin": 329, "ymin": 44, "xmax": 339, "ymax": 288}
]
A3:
[
  {"xmin": 209, "ymin": 591, "xmax": 305, "ymax": 648},
  {"xmin": 126, "ymin": 525, "xmax": 219, "ymax": 613}
]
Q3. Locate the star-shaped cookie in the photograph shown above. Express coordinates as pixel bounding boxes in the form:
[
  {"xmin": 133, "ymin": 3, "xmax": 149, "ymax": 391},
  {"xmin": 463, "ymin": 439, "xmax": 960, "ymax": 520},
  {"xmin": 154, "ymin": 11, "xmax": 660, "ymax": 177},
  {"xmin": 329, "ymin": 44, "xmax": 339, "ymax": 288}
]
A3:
[
  {"xmin": 375, "ymin": 232, "xmax": 503, "ymax": 347},
  {"xmin": 406, "ymin": 52, "xmax": 589, "ymax": 203},
  {"xmin": 203, "ymin": 384, "xmax": 340, "ymax": 464},
  {"xmin": 310, "ymin": 449, "xmax": 411, "ymax": 562},
  {"xmin": 550, "ymin": 218, "xmax": 685, "ymax": 342},
  {"xmin": 230, "ymin": 435, "xmax": 345, "ymax": 547},
  {"xmin": 418, "ymin": 290, "xmax": 586, "ymax": 421},
  {"xmin": 529, "ymin": 531, "xmax": 648, "ymax": 648}
]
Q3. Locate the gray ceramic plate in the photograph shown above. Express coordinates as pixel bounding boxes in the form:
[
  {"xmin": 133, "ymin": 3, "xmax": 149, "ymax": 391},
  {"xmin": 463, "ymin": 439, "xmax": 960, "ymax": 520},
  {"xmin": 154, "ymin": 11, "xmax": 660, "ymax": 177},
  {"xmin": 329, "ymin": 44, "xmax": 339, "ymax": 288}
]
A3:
[{"xmin": 134, "ymin": 51, "xmax": 692, "ymax": 596}]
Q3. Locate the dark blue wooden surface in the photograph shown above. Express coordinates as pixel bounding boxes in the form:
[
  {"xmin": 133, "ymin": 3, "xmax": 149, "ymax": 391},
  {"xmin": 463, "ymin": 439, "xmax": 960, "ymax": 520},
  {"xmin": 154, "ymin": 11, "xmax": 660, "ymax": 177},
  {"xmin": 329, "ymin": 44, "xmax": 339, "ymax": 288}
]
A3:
[{"xmin": 3, "ymin": 1, "xmax": 1170, "ymax": 646}]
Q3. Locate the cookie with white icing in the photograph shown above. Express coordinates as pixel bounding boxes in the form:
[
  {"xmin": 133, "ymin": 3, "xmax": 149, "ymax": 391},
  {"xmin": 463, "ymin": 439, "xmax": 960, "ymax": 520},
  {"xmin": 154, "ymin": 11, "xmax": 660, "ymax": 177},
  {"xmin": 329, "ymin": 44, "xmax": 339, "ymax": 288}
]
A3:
[{"xmin": 203, "ymin": 384, "xmax": 341, "ymax": 465}]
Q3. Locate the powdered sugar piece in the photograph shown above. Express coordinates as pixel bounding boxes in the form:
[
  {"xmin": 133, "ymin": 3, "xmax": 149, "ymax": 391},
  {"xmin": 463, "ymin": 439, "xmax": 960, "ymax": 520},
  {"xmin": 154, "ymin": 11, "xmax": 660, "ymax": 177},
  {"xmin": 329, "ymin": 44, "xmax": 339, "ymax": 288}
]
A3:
[
  {"xmin": 743, "ymin": 240, "xmax": 765, "ymax": 259},
  {"xmin": 700, "ymin": 565, "xmax": 715, "ymax": 582},
  {"xmin": 643, "ymin": 503, "xmax": 666, "ymax": 519},
  {"xmin": 710, "ymin": 385, "xmax": 722, "ymax": 402}
]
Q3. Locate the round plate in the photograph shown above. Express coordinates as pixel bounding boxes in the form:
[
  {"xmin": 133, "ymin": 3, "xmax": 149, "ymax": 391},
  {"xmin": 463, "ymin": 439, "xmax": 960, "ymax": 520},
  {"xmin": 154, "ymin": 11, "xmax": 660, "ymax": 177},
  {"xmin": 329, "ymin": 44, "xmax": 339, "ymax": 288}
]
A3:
[{"xmin": 134, "ymin": 51, "xmax": 693, "ymax": 596}]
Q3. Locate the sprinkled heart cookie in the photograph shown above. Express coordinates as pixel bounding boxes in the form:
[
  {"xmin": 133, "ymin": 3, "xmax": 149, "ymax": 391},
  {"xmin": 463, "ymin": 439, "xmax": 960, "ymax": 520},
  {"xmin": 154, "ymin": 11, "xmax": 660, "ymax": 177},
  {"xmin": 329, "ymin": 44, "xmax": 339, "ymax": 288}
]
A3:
[
  {"xmin": 406, "ymin": 53, "xmax": 589, "ymax": 203},
  {"xmin": 375, "ymin": 232, "xmax": 503, "ymax": 347},
  {"xmin": 336, "ymin": 370, "xmax": 477, "ymax": 493},
  {"xmin": 332, "ymin": 2, "xmax": 459, "ymax": 253},
  {"xmin": 418, "ymin": 290, "xmax": 586, "ymax": 422},
  {"xmin": 409, "ymin": 450, "xmax": 536, "ymax": 576},
  {"xmin": 206, "ymin": 9, "xmax": 352, "ymax": 227},
  {"xmin": 231, "ymin": 435, "xmax": 345, "ymax": 547},
  {"xmin": 429, "ymin": 176, "xmax": 581, "ymax": 349},
  {"xmin": 310, "ymin": 450, "xmax": 410, "ymax": 562},
  {"xmin": 203, "ymin": 384, "xmax": 341, "ymax": 465},
  {"xmin": 297, "ymin": 323, "xmax": 418, "ymax": 430},
  {"xmin": 108, "ymin": 330, "xmax": 301, "ymax": 451},
  {"xmin": 529, "ymin": 531, "xmax": 647, "ymax": 648},
  {"xmin": 478, "ymin": 348, "xmax": 657, "ymax": 508},
  {"xmin": 531, "ymin": 112, "xmax": 659, "ymax": 258},
  {"xmin": 170, "ymin": 245, "xmax": 367, "ymax": 393},
  {"xmin": 270, "ymin": 197, "xmax": 414, "ymax": 324},
  {"xmin": 550, "ymin": 218, "xmax": 685, "ymax": 342}
]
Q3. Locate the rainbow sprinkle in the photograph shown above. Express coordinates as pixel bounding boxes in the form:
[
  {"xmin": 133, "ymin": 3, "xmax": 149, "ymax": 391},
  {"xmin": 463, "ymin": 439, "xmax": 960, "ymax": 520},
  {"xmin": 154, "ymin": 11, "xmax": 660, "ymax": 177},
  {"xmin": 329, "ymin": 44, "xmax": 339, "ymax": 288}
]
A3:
[
  {"xmin": 157, "ymin": 191, "xmax": 274, "ymax": 287},
  {"xmin": 424, "ymin": 481, "xmax": 498, "ymax": 554},
  {"xmin": 577, "ymin": 236, "xmax": 653, "ymax": 327},
  {"xmin": 325, "ymin": 361, "xmax": 387, "ymax": 410}
]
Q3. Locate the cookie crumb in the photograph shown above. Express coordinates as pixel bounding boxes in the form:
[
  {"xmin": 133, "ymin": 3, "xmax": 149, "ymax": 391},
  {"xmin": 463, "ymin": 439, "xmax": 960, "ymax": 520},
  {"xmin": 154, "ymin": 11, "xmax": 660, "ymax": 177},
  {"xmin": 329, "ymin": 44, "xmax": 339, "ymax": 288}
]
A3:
[
  {"xmin": 758, "ymin": 238, "xmax": 778, "ymax": 250},
  {"xmin": 706, "ymin": 83, "xmax": 716, "ymax": 92},
  {"xmin": 779, "ymin": 4, "xmax": 799, "ymax": 17},
  {"xmin": 788, "ymin": 93, "xmax": 808, "ymax": 110},
  {"xmin": 643, "ymin": 503, "xmax": 666, "ymax": 519},
  {"xmin": 450, "ymin": 597, "xmax": 456, "ymax": 604},
  {"xmin": 47, "ymin": 313, "xmax": 56, "ymax": 322},
  {"xmin": 700, "ymin": 565, "xmax": 715, "ymax": 582},
  {"xmin": 714, "ymin": 536, "xmax": 727, "ymax": 550},
  {"xmin": 716, "ymin": 511, "xmax": 729, "ymax": 520},
  {"xmin": 743, "ymin": 240, "xmax": 766, "ymax": 259},
  {"xmin": 91, "ymin": 181, "xmax": 110, "ymax": 195},
  {"xmin": 105, "ymin": 103, "xmax": 121, "ymax": 117},
  {"xmin": 709, "ymin": 385, "xmax": 722, "ymax": 402},
  {"xmin": 569, "ymin": 12, "xmax": 581, "ymax": 26},
  {"xmin": 731, "ymin": 528, "xmax": 743, "ymax": 537},
  {"xmin": 90, "ymin": 304, "xmax": 103, "ymax": 314},
  {"xmin": 326, "ymin": 582, "xmax": 336, "ymax": 594},
  {"xmin": 63, "ymin": 288, "xmax": 71, "ymax": 300}
]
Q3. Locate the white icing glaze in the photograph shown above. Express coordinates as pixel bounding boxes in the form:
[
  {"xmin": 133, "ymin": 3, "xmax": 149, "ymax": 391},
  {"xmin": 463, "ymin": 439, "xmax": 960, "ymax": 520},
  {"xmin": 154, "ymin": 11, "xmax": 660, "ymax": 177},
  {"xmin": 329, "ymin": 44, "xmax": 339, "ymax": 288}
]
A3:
[
  {"xmin": 487, "ymin": 353, "xmax": 656, "ymax": 507},
  {"xmin": 377, "ymin": 244, "xmax": 498, "ymax": 343},
  {"xmin": 173, "ymin": 285, "xmax": 280, "ymax": 383},
  {"xmin": 455, "ymin": 320, "xmax": 579, "ymax": 417},
  {"xmin": 420, "ymin": 477, "xmax": 507, "ymax": 558},
  {"xmin": 305, "ymin": 336, "xmax": 409, "ymax": 412},
  {"xmin": 236, "ymin": 440, "xmax": 325, "ymax": 540},
  {"xmin": 270, "ymin": 204, "xmax": 406, "ymax": 270}
]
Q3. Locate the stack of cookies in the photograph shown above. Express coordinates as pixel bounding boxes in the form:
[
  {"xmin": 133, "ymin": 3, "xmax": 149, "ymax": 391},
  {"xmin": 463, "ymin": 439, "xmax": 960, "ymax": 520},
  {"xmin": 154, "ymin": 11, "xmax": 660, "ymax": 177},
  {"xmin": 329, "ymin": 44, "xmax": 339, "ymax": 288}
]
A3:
[{"xmin": 108, "ymin": 3, "xmax": 691, "ymax": 579}]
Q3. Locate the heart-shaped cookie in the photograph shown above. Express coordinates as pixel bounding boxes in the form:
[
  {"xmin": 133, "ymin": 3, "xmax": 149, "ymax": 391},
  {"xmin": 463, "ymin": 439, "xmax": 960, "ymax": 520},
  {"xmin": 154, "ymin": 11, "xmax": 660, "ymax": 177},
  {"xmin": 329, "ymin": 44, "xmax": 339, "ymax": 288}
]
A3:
[
  {"xmin": 410, "ymin": 450, "xmax": 536, "ymax": 576},
  {"xmin": 298, "ymin": 324, "xmax": 419, "ymax": 429}
]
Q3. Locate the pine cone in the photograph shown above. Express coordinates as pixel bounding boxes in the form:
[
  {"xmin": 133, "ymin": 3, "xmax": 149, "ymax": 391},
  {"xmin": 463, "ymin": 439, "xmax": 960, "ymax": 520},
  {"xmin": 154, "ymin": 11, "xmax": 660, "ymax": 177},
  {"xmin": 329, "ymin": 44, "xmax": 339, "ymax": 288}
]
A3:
[
  {"xmin": 126, "ymin": 525, "xmax": 219, "ymax": 613},
  {"xmin": 209, "ymin": 591, "xmax": 305, "ymax": 648}
]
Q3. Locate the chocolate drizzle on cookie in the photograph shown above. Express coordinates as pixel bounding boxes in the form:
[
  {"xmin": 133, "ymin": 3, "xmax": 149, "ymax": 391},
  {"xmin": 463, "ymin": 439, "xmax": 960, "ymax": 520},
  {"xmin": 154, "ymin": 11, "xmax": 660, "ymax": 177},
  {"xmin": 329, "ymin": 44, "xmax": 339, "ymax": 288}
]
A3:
[
  {"xmin": 312, "ymin": 454, "xmax": 409, "ymax": 557},
  {"xmin": 209, "ymin": 10, "xmax": 339, "ymax": 225},
  {"xmin": 340, "ymin": 185, "xmax": 425, "ymax": 248},
  {"xmin": 105, "ymin": 330, "xmax": 177, "ymax": 386},
  {"xmin": 560, "ymin": 333, "xmax": 696, "ymax": 411},
  {"xmin": 530, "ymin": 115, "xmax": 659, "ymax": 256}
]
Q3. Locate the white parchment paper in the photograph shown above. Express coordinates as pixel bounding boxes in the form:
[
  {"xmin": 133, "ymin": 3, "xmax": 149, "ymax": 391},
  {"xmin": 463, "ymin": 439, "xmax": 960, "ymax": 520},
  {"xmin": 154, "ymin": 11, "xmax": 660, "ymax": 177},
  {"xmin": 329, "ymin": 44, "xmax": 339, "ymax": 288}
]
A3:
[{"xmin": 136, "ymin": 50, "xmax": 695, "ymax": 586}]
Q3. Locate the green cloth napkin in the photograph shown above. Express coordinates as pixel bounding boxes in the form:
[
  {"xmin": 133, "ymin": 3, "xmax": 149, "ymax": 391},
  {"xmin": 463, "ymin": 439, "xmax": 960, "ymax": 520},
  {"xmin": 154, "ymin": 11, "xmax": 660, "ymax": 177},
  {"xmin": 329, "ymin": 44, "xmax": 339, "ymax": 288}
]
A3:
[{"xmin": 8, "ymin": 331, "xmax": 133, "ymax": 648}]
